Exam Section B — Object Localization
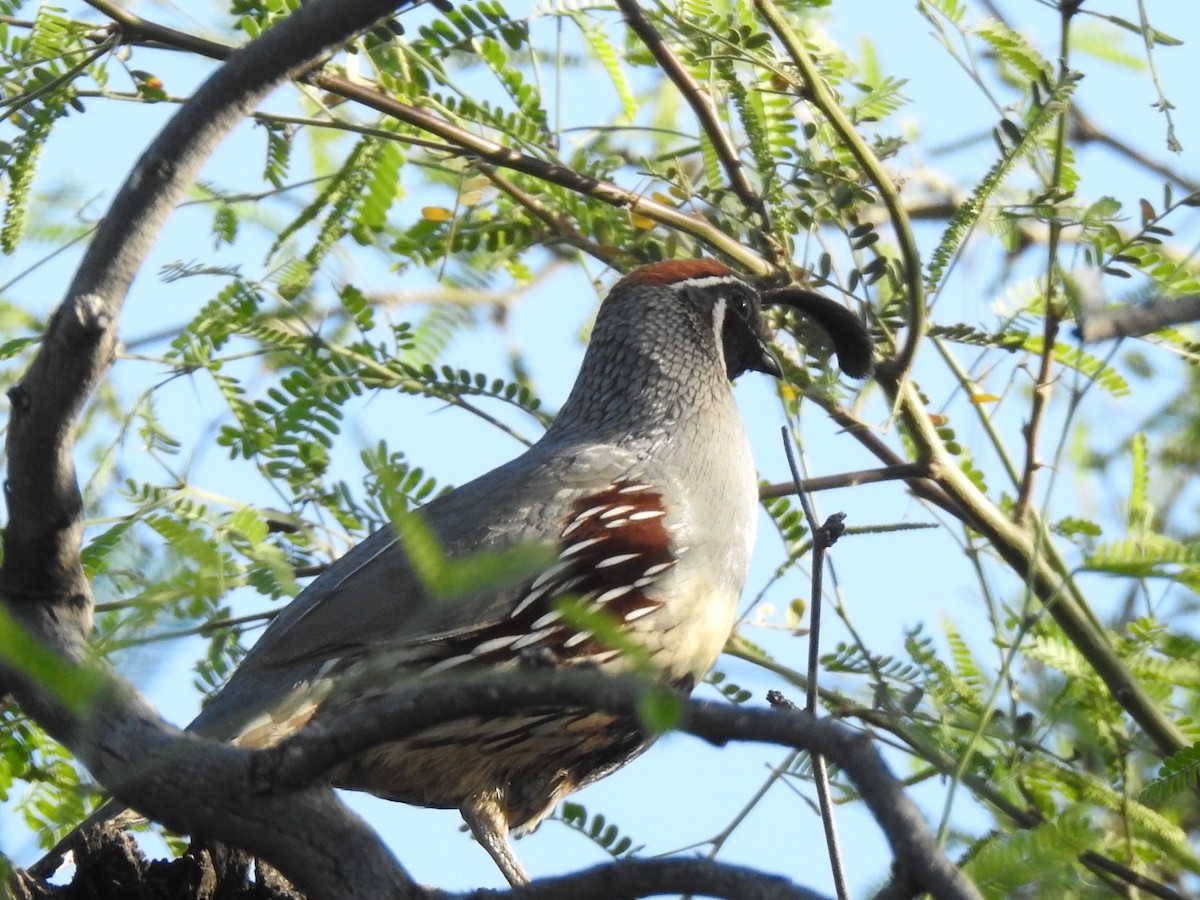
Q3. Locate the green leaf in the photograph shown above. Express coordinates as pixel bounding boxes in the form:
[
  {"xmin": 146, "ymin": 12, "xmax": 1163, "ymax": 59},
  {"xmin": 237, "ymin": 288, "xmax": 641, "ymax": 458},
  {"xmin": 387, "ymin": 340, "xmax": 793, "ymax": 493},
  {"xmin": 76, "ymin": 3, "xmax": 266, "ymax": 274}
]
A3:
[
  {"xmin": 225, "ymin": 507, "xmax": 269, "ymax": 544},
  {"xmin": 81, "ymin": 520, "xmax": 135, "ymax": 579},
  {"xmin": 1128, "ymin": 433, "xmax": 1149, "ymax": 528},
  {"xmin": 1084, "ymin": 534, "xmax": 1200, "ymax": 582},
  {"xmin": 1083, "ymin": 196, "xmax": 1122, "ymax": 221},
  {"xmin": 1071, "ymin": 23, "xmax": 1143, "ymax": 70},
  {"xmin": 392, "ymin": 506, "xmax": 555, "ymax": 602},
  {"xmin": 575, "ymin": 17, "xmax": 636, "ymax": 122},
  {"xmin": 557, "ymin": 802, "xmax": 644, "ymax": 858},
  {"xmin": 964, "ymin": 809, "xmax": 1097, "ymax": 897},
  {"xmin": 1143, "ymin": 743, "xmax": 1200, "ymax": 802},
  {"xmin": 1053, "ymin": 517, "xmax": 1102, "ymax": 539},
  {"xmin": 637, "ymin": 687, "xmax": 684, "ymax": 734},
  {"xmin": 697, "ymin": 131, "xmax": 723, "ymax": 193},
  {"xmin": 0, "ymin": 337, "xmax": 37, "ymax": 360},
  {"xmin": 0, "ymin": 607, "xmax": 103, "ymax": 715},
  {"xmin": 352, "ymin": 140, "xmax": 404, "ymax": 240},
  {"xmin": 927, "ymin": 72, "xmax": 1080, "ymax": 294},
  {"xmin": 1095, "ymin": 14, "xmax": 1182, "ymax": 47},
  {"xmin": 2, "ymin": 113, "xmax": 51, "ymax": 254},
  {"xmin": 975, "ymin": 19, "xmax": 1052, "ymax": 80}
]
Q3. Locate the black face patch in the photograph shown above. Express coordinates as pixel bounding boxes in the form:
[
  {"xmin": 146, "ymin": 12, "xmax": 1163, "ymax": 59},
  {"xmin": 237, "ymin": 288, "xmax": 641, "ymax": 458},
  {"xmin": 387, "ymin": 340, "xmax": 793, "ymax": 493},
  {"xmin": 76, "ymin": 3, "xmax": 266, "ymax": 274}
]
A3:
[
  {"xmin": 715, "ymin": 284, "xmax": 776, "ymax": 378},
  {"xmin": 661, "ymin": 270, "xmax": 780, "ymax": 380}
]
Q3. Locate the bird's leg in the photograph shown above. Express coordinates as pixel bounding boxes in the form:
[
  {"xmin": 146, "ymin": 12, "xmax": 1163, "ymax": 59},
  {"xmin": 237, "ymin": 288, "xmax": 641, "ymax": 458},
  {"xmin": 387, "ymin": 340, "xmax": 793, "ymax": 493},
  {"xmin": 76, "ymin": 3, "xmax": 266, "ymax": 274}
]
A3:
[{"xmin": 462, "ymin": 796, "xmax": 530, "ymax": 887}]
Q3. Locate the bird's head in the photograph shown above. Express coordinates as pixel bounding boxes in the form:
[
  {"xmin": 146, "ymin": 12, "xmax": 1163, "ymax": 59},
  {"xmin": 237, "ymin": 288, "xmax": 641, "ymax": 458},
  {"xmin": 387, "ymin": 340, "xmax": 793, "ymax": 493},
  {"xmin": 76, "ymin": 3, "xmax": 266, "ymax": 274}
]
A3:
[{"xmin": 605, "ymin": 259, "xmax": 874, "ymax": 381}]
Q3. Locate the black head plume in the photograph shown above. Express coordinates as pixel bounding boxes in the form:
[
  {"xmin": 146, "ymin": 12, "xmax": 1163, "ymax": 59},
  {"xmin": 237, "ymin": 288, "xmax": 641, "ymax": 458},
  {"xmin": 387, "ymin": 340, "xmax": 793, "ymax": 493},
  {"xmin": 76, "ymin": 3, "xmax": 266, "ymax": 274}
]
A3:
[{"xmin": 761, "ymin": 288, "xmax": 874, "ymax": 379}]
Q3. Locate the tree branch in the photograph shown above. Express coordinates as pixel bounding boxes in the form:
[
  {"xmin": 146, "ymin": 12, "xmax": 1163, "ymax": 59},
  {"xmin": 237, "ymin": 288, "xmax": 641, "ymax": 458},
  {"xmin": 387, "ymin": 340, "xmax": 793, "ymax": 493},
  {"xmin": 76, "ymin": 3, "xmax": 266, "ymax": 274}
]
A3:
[
  {"xmin": 7, "ymin": 618, "xmax": 417, "ymax": 897},
  {"xmin": 881, "ymin": 379, "xmax": 1189, "ymax": 758},
  {"xmin": 311, "ymin": 73, "xmax": 774, "ymax": 275},
  {"xmin": 456, "ymin": 858, "xmax": 831, "ymax": 900},
  {"xmin": 69, "ymin": 3, "xmax": 776, "ymax": 274},
  {"xmin": 0, "ymin": 1, "xmax": 447, "ymax": 896},
  {"xmin": 759, "ymin": 462, "xmax": 932, "ymax": 499},
  {"xmin": 472, "ymin": 161, "xmax": 621, "ymax": 266},
  {"xmin": 84, "ymin": 0, "xmax": 234, "ymax": 59},
  {"xmin": 1069, "ymin": 108, "xmax": 1199, "ymax": 194},
  {"xmin": 255, "ymin": 671, "xmax": 983, "ymax": 900},
  {"xmin": 614, "ymin": 0, "xmax": 775, "ymax": 246},
  {"xmin": 1077, "ymin": 294, "xmax": 1200, "ymax": 343},
  {"xmin": 755, "ymin": 0, "xmax": 926, "ymax": 380}
]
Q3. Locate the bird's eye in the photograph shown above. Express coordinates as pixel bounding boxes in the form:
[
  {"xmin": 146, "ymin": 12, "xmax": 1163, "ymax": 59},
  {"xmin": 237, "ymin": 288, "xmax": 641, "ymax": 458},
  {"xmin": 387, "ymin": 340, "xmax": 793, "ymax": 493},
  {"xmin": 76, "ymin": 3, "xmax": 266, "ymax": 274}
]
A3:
[{"xmin": 729, "ymin": 294, "xmax": 751, "ymax": 318}]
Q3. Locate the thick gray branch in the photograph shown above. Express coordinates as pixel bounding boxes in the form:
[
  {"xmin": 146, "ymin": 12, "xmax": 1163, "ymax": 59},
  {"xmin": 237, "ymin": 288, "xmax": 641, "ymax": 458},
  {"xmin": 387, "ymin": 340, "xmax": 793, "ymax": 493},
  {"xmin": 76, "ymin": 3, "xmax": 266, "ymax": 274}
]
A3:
[
  {"xmin": 1, "ymin": 1, "xmax": 438, "ymax": 897},
  {"xmin": 452, "ymin": 858, "xmax": 831, "ymax": 900},
  {"xmin": 1076, "ymin": 295, "xmax": 1200, "ymax": 343},
  {"xmin": 1, "ymin": 2, "xmax": 417, "ymax": 612},
  {"xmin": 258, "ymin": 672, "xmax": 982, "ymax": 900}
]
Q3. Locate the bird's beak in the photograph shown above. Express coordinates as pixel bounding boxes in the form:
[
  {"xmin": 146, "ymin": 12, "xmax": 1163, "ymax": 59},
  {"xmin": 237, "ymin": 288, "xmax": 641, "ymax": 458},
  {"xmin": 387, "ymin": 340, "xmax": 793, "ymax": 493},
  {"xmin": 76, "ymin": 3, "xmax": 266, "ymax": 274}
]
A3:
[
  {"xmin": 750, "ymin": 335, "xmax": 784, "ymax": 378},
  {"xmin": 761, "ymin": 289, "xmax": 874, "ymax": 379}
]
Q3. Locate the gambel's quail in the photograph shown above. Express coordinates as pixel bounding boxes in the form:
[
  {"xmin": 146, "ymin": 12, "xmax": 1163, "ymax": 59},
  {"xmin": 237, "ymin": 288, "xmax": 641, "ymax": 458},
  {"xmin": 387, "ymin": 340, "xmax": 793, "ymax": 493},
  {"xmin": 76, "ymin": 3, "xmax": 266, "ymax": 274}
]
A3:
[{"xmin": 41, "ymin": 259, "xmax": 872, "ymax": 885}]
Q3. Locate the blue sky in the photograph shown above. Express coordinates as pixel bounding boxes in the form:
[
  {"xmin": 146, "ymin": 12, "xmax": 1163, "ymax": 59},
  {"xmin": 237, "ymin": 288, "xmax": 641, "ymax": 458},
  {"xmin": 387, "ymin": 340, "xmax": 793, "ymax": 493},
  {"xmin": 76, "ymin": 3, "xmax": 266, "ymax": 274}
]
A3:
[{"xmin": 5, "ymin": 0, "xmax": 1199, "ymax": 894}]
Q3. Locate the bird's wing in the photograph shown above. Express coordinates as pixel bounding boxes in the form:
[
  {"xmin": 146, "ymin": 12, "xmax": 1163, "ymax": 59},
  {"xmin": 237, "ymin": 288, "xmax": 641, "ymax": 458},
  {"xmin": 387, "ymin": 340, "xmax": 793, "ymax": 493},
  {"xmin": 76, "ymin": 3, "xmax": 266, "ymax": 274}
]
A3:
[
  {"xmin": 234, "ymin": 442, "xmax": 654, "ymax": 671},
  {"xmin": 186, "ymin": 442, "xmax": 685, "ymax": 744}
]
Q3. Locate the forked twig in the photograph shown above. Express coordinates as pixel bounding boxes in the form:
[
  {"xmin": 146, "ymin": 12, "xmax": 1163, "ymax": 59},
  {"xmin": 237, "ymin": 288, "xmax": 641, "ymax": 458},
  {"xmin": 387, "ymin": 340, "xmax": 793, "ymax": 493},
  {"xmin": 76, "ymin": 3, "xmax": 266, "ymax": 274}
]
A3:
[{"xmin": 779, "ymin": 427, "xmax": 849, "ymax": 900}]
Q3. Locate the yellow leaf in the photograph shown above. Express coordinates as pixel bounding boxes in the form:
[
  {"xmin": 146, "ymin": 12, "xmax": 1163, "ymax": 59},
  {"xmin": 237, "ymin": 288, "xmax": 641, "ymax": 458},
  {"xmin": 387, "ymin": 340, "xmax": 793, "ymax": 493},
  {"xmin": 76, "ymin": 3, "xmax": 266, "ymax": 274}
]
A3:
[
  {"xmin": 421, "ymin": 206, "xmax": 453, "ymax": 222},
  {"xmin": 630, "ymin": 213, "xmax": 655, "ymax": 230},
  {"xmin": 970, "ymin": 393, "xmax": 1001, "ymax": 404},
  {"xmin": 786, "ymin": 598, "xmax": 808, "ymax": 633},
  {"xmin": 459, "ymin": 190, "xmax": 484, "ymax": 206},
  {"xmin": 650, "ymin": 192, "xmax": 675, "ymax": 206}
]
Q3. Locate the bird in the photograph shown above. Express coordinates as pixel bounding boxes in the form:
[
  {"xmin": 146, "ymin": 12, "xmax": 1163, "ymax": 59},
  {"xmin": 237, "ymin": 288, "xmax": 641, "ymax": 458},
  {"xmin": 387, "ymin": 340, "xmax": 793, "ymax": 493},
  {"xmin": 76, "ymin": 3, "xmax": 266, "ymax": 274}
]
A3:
[{"xmin": 37, "ymin": 258, "xmax": 872, "ymax": 886}]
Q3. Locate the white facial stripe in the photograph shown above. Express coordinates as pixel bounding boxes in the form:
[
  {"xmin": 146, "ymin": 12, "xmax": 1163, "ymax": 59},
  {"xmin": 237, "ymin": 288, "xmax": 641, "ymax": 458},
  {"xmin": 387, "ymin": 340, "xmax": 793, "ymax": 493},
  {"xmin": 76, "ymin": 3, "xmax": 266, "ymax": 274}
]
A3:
[
  {"xmin": 672, "ymin": 274, "xmax": 746, "ymax": 291},
  {"xmin": 711, "ymin": 294, "xmax": 727, "ymax": 357}
]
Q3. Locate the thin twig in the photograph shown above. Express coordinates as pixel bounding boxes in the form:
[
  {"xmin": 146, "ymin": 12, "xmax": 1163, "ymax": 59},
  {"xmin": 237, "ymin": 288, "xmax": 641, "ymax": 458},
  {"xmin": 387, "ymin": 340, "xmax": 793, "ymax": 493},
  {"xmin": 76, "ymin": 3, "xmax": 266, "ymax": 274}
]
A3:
[
  {"xmin": 472, "ymin": 161, "xmax": 620, "ymax": 265},
  {"xmin": 1070, "ymin": 107, "xmax": 1197, "ymax": 192},
  {"xmin": 85, "ymin": 0, "xmax": 774, "ymax": 275},
  {"xmin": 0, "ymin": 224, "xmax": 97, "ymax": 296},
  {"xmin": 704, "ymin": 750, "xmax": 800, "ymax": 860},
  {"xmin": 780, "ymin": 427, "xmax": 849, "ymax": 900},
  {"xmin": 755, "ymin": 0, "xmax": 926, "ymax": 378},
  {"xmin": 315, "ymin": 73, "xmax": 774, "ymax": 275},
  {"xmin": 806, "ymin": 396, "xmax": 972, "ymax": 524},
  {"xmin": 614, "ymin": 0, "xmax": 775, "ymax": 244},
  {"xmin": 740, "ymin": 642, "xmax": 1188, "ymax": 900},
  {"xmin": 1, "ymin": 37, "xmax": 115, "ymax": 126},
  {"xmin": 809, "ymin": 755, "xmax": 847, "ymax": 900},
  {"xmin": 1011, "ymin": 316, "xmax": 1058, "ymax": 523},
  {"xmin": 1079, "ymin": 851, "xmax": 1189, "ymax": 900},
  {"xmin": 104, "ymin": 610, "xmax": 275, "ymax": 649},
  {"xmin": 930, "ymin": 337, "xmax": 1022, "ymax": 488},
  {"xmin": 83, "ymin": 0, "xmax": 233, "ymax": 59},
  {"xmin": 1014, "ymin": 2, "xmax": 1078, "ymax": 525},
  {"xmin": 253, "ymin": 110, "xmax": 463, "ymax": 153},
  {"xmin": 759, "ymin": 462, "xmax": 930, "ymax": 499}
]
